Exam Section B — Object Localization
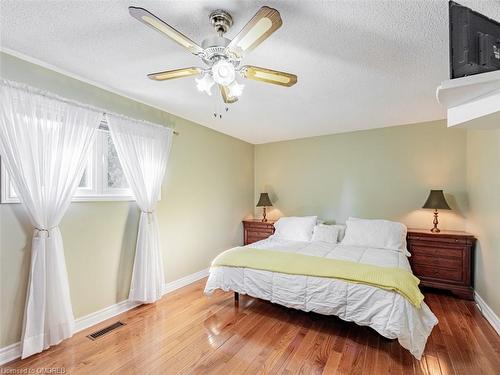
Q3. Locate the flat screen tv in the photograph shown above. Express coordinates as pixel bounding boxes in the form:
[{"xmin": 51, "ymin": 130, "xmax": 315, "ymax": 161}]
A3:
[{"xmin": 449, "ymin": 1, "xmax": 500, "ymax": 79}]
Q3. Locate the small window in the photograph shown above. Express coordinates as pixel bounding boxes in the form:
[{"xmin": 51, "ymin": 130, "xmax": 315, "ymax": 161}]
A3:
[
  {"xmin": 79, "ymin": 169, "xmax": 90, "ymax": 189},
  {"xmin": 104, "ymin": 131, "xmax": 129, "ymax": 190},
  {"xmin": 1, "ymin": 129, "xmax": 134, "ymax": 203}
]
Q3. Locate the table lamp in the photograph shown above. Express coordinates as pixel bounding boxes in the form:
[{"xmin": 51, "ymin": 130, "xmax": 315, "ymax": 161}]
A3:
[
  {"xmin": 256, "ymin": 193, "xmax": 272, "ymax": 222},
  {"xmin": 422, "ymin": 190, "xmax": 451, "ymax": 233}
]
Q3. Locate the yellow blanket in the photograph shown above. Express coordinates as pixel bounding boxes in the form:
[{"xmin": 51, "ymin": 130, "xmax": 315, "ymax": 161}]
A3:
[{"xmin": 211, "ymin": 247, "xmax": 424, "ymax": 308}]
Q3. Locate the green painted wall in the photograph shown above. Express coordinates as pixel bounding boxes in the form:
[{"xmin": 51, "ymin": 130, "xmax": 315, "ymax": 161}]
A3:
[
  {"xmin": 255, "ymin": 120, "xmax": 500, "ymax": 316},
  {"xmin": 0, "ymin": 52, "xmax": 255, "ymax": 347},
  {"xmin": 466, "ymin": 129, "xmax": 500, "ymax": 316},
  {"xmin": 255, "ymin": 120, "xmax": 468, "ymax": 231}
]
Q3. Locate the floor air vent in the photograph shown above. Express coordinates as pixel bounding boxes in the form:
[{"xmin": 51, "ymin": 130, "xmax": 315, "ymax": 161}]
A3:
[{"xmin": 87, "ymin": 321, "xmax": 125, "ymax": 340}]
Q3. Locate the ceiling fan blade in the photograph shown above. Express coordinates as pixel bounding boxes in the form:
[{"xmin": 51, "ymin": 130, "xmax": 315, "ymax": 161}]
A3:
[
  {"xmin": 241, "ymin": 65, "xmax": 297, "ymax": 87},
  {"xmin": 148, "ymin": 67, "xmax": 202, "ymax": 81},
  {"xmin": 129, "ymin": 7, "xmax": 204, "ymax": 55},
  {"xmin": 227, "ymin": 6, "xmax": 282, "ymax": 59},
  {"xmin": 219, "ymin": 85, "xmax": 238, "ymax": 103}
]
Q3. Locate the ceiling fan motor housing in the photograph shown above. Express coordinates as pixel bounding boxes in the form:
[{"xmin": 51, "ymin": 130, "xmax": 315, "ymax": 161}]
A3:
[
  {"xmin": 201, "ymin": 36, "xmax": 235, "ymax": 65},
  {"xmin": 209, "ymin": 9, "xmax": 233, "ymax": 35}
]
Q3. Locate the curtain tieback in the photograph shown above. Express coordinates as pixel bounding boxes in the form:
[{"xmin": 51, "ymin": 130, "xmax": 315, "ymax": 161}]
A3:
[
  {"xmin": 142, "ymin": 210, "xmax": 155, "ymax": 224},
  {"xmin": 34, "ymin": 226, "xmax": 57, "ymax": 238}
]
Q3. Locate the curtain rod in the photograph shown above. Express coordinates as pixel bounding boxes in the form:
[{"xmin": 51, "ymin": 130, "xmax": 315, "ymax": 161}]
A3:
[
  {"xmin": 1, "ymin": 79, "xmax": 179, "ymax": 135},
  {"xmin": 98, "ymin": 119, "xmax": 179, "ymax": 135}
]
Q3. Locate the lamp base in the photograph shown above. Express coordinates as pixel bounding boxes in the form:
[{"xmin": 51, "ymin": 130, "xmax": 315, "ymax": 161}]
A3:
[
  {"xmin": 261, "ymin": 206, "xmax": 267, "ymax": 222},
  {"xmin": 430, "ymin": 209, "xmax": 440, "ymax": 233}
]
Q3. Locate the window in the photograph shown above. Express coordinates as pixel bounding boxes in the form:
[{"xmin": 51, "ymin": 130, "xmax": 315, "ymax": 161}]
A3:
[{"xmin": 0, "ymin": 129, "xmax": 134, "ymax": 203}]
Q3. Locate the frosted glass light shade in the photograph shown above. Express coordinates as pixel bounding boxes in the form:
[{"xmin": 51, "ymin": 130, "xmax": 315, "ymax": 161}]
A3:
[
  {"xmin": 212, "ymin": 60, "xmax": 236, "ymax": 86},
  {"xmin": 195, "ymin": 74, "xmax": 215, "ymax": 95},
  {"xmin": 228, "ymin": 80, "xmax": 244, "ymax": 97}
]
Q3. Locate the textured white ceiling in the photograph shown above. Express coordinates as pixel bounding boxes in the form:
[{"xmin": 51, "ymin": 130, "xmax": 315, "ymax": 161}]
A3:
[{"xmin": 1, "ymin": 1, "xmax": 499, "ymax": 144}]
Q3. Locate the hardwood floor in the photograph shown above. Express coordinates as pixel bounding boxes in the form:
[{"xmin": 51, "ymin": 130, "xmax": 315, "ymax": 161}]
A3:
[{"xmin": 3, "ymin": 278, "xmax": 499, "ymax": 374}]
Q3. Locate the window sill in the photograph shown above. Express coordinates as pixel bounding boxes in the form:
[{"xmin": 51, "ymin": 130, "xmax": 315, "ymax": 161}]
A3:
[{"xmin": 72, "ymin": 195, "xmax": 135, "ymax": 202}]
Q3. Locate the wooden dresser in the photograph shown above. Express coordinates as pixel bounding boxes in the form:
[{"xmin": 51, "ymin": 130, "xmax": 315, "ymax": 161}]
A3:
[
  {"xmin": 242, "ymin": 219, "xmax": 275, "ymax": 245},
  {"xmin": 407, "ymin": 229, "xmax": 476, "ymax": 299}
]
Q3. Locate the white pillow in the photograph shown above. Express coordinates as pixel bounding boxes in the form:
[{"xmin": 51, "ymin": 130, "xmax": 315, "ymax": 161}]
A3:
[
  {"xmin": 311, "ymin": 224, "xmax": 339, "ymax": 244},
  {"xmin": 341, "ymin": 217, "xmax": 407, "ymax": 252},
  {"xmin": 331, "ymin": 224, "xmax": 347, "ymax": 242},
  {"xmin": 273, "ymin": 216, "xmax": 317, "ymax": 242},
  {"xmin": 346, "ymin": 217, "xmax": 407, "ymax": 248}
]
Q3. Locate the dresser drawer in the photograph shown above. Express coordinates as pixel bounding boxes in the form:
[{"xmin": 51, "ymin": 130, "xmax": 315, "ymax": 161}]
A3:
[
  {"xmin": 246, "ymin": 229, "xmax": 274, "ymax": 237},
  {"xmin": 246, "ymin": 235, "xmax": 267, "ymax": 244},
  {"xmin": 412, "ymin": 263, "xmax": 463, "ymax": 283},
  {"xmin": 410, "ymin": 244, "xmax": 464, "ymax": 259},
  {"xmin": 408, "ymin": 235, "xmax": 470, "ymax": 246},
  {"xmin": 245, "ymin": 222, "xmax": 274, "ymax": 230},
  {"xmin": 411, "ymin": 253, "xmax": 462, "ymax": 269}
]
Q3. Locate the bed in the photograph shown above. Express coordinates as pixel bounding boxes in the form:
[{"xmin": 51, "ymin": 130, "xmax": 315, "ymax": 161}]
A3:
[{"xmin": 204, "ymin": 217, "xmax": 438, "ymax": 359}]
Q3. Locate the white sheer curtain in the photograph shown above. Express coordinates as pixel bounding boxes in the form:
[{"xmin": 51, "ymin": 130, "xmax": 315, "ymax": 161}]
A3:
[
  {"xmin": 107, "ymin": 114, "xmax": 173, "ymax": 303},
  {"xmin": 0, "ymin": 80, "xmax": 101, "ymax": 358}
]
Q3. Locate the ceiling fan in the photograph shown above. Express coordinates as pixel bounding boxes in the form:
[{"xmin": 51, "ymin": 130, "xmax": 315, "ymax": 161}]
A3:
[{"xmin": 129, "ymin": 6, "xmax": 297, "ymax": 104}]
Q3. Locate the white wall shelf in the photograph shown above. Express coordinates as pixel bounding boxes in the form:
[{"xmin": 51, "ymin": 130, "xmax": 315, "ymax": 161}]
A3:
[{"xmin": 436, "ymin": 70, "xmax": 500, "ymax": 129}]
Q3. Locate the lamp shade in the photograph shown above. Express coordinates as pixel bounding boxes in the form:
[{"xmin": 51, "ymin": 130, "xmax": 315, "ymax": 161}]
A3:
[
  {"xmin": 422, "ymin": 190, "xmax": 451, "ymax": 210},
  {"xmin": 256, "ymin": 193, "xmax": 272, "ymax": 207}
]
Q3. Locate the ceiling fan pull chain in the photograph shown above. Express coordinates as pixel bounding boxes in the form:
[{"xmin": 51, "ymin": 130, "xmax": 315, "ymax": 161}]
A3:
[
  {"xmin": 213, "ymin": 90, "xmax": 218, "ymax": 118},
  {"xmin": 218, "ymin": 93, "xmax": 221, "ymax": 118},
  {"xmin": 219, "ymin": 90, "xmax": 223, "ymax": 119}
]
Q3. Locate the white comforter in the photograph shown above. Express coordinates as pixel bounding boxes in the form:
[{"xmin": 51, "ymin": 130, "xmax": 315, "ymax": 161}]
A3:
[{"xmin": 204, "ymin": 237, "xmax": 438, "ymax": 359}]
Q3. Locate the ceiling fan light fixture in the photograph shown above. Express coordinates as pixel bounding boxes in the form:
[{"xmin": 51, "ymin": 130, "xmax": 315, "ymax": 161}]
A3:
[
  {"xmin": 133, "ymin": 6, "xmax": 295, "ymax": 107},
  {"xmin": 195, "ymin": 73, "xmax": 215, "ymax": 95},
  {"xmin": 228, "ymin": 80, "xmax": 245, "ymax": 97},
  {"xmin": 211, "ymin": 60, "xmax": 236, "ymax": 86}
]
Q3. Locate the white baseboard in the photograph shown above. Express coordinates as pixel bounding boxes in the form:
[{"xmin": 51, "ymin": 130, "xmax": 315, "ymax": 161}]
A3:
[
  {"xmin": 163, "ymin": 268, "xmax": 209, "ymax": 295},
  {"xmin": 0, "ymin": 342, "xmax": 22, "ymax": 367},
  {"xmin": 0, "ymin": 268, "xmax": 210, "ymax": 366},
  {"xmin": 474, "ymin": 291, "xmax": 500, "ymax": 336},
  {"xmin": 74, "ymin": 299, "xmax": 141, "ymax": 333}
]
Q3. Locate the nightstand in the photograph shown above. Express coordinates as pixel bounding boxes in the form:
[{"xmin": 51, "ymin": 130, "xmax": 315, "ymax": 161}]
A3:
[
  {"xmin": 242, "ymin": 219, "xmax": 275, "ymax": 245},
  {"xmin": 407, "ymin": 229, "xmax": 476, "ymax": 300}
]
